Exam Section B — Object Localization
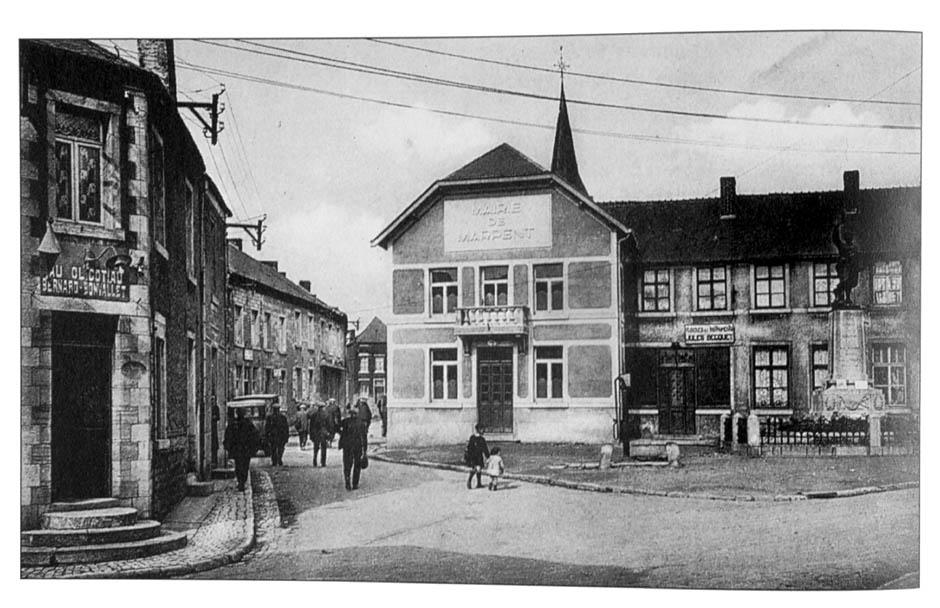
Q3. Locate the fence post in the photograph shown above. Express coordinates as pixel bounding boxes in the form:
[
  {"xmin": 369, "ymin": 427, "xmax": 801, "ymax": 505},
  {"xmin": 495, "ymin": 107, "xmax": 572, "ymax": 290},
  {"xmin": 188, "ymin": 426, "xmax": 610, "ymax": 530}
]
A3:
[
  {"xmin": 731, "ymin": 413, "xmax": 743, "ymax": 453},
  {"xmin": 719, "ymin": 413, "xmax": 729, "ymax": 449},
  {"xmin": 747, "ymin": 413, "xmax": 761, "ymax": 449}
]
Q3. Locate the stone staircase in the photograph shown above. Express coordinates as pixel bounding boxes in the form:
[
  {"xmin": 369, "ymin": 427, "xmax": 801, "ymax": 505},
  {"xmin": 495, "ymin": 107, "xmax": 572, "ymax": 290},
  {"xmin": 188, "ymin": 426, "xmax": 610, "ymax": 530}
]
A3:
[{"xmin": 21, "ymin": 498, "xmax": 187, "ymax": 567}]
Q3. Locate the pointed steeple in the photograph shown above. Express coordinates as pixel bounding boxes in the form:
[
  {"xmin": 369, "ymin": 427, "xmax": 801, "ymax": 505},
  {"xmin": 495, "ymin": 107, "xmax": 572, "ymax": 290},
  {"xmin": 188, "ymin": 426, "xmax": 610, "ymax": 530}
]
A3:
[{"xmin": 551, "ymin": 82, "xmax": 588, "ymax": 196}]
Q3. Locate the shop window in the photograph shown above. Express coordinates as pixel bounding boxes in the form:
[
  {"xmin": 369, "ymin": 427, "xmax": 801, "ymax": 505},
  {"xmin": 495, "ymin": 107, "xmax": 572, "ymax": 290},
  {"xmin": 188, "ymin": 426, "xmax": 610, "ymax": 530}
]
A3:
[
  {"xmin": 641, "ymin": 269, "xmax": 671, "ymax": 312},
  {"xmin": 813, "ymin": 262, "xmax": 838, "ymax": 307},
  {"xmin": 430, "ymin": 268, "xmax": 458, "ymax": 315},
  {"xmin": 534, "ymin": 263, "xmax": 564, "ymax": 312},
  {"xmin": 696, "ymin": 266, "xmax": 727, "ymax": 311},
  {"xmin": 431, "ymin": 349, "xmax": 458, "ymax": 400},
  {"xmin": 754, "ymin": 264, "xmax": 786, "ymax": 309},
  {"xmin": 872, "ymin": 344, "xmax": 906, "ymax": 406},
  {"xmin": 695, "ymin": 347, "xmax": 730, "ymax": 406},
  {"xmin": 359, "ymin": 354, "xmax": 370, "ymax": 376},
  {"xmin": 375, "ymin": 355, "xmax": 385, "ymax": 374},
  {"xmin": 873, "ymin": 261, "xmax": 903, "ymax": 306},
  {"xmin": 481, "ymin": 266, "xmax": 509, "ymax": 306},
  {"xmin": 535, "ymin": 346, "xmax": 564, "ymax": 399},
  {"xmin": 811, "ymin": 344, "xmax": 829, "ymax": 390},
  {"xmin": 55, "ymin": 106, "xmax": 103, "ymax": 223},
  {"xmin": 753, "ymin": 346, "xmax": 789, "ymax": 408},
  {"xmin": 149, "ymin": 129, "xmax": 166, "ymax": 249},
  {"xmin": 234, "ymin": 306, "xmax": 244, "ymax": 346}
]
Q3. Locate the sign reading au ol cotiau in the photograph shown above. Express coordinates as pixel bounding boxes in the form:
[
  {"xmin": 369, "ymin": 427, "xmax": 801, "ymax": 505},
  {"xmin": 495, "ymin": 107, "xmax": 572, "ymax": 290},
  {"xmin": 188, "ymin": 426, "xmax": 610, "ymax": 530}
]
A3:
[
  {"xmin": 443, "ymin": 193, "xmax": 552, "ymax": 252},
  {"xmin": 39, "ymin": 264, "xmax": 129, "ymax": 301},
  {"xmin": 684, "ymin": 323, "xmax": 734, "ymax": 345}
]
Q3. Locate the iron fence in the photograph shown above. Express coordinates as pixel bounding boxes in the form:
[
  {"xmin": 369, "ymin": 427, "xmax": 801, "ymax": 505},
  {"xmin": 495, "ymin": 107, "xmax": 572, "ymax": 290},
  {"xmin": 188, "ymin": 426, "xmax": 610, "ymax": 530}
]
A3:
[{"xmin": 759, "ymin": 415, "xmax": 869, "ymax": 446}]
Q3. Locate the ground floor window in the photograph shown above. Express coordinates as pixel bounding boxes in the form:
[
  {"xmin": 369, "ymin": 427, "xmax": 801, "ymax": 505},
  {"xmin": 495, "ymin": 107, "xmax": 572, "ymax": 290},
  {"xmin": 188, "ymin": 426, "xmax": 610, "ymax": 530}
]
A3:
[
  {"xmin": 535, "ymin": 346, "xmax": 563, "ymax": 399},
  {"xmin": 871, "ymin": 344, "xmax": 906, "ymax": 406},
  {"xmin": 431, "ymin": 349, "xmax": 458, "ymax": 400},
  {"xmin": 753, "ymin": 346, "xmax": 789, "ymax": 408}
]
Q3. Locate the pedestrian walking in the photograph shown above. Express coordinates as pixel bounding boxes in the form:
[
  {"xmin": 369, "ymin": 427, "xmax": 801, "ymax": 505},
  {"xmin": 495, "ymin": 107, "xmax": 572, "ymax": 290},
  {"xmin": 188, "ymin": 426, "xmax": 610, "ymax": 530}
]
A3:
[
  {"xmin": 338, "ymin": 406, "xmax": 367, "ymax": 490},
  {"xmin": 223, "ymin": 407, "xmax": 260, "ymax": 492},
  {"xmin": 357, "ymin": 397, "xmax": 373, "ymax": 452},
  {"xmin": 464, "ymin": 425, "xmax": 490, "ymax": 489},
  {"xmin": 309, "ymin": 403, "xmax": 332, "ymax": 467},
  {"xmin": 377, "ymin": 394, "xmax": 388, "ymax": 437},
  {"xmin": 264, "ymin": 404, "xmax": 290, "ymax": 466},
  {"xmin": 484, "ymin": 447, "xmax": 505, "ymax": 491},
  {"xmin": 325, "ymin": 399, "xmax": 341, "ymax": 448},
  {"xmin": 295, "ymin": 404, "xmax": 310, "ymax": 450}
]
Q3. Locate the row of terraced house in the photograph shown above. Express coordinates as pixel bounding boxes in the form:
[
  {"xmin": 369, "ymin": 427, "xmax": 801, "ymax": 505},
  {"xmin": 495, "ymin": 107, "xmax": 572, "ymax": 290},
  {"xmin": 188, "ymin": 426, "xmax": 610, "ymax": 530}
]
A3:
[{"xmin": 20, "ymin": 39, "xmax": 347, "ymax": 529}]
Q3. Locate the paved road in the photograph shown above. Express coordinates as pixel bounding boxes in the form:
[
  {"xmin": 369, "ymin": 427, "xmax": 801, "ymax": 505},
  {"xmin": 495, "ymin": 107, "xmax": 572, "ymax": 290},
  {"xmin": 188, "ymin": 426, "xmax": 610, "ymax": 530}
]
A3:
[{"xmin": 189, "ymin": 441, "xmax": 919, "ymax": 589}]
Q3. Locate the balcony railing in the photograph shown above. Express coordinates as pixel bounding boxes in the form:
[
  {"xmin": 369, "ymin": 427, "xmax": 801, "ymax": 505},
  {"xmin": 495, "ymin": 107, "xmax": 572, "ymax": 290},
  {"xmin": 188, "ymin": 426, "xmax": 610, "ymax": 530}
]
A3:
[{"xmin": 455, "ymin": 305, "xmax": 528, "ymax": 336}]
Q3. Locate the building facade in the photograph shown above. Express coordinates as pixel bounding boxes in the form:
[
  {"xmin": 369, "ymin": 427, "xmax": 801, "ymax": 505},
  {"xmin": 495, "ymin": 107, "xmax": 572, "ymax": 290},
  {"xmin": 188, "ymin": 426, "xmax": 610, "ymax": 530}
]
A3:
[
  {"xmin": 347, "ymin": 317, "xmax": 388, "ymax": 401},
  {"xmin": 227, "ymin": 243, "xmax": 347, "ymax": 429},
  {"xmin": 20, "ymin": 39, "xmax": 228, "ymax": 526}
]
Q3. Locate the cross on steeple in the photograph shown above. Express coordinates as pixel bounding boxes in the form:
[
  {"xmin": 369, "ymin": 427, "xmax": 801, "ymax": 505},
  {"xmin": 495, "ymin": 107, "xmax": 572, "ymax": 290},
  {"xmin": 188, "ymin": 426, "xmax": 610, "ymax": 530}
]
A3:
[{"xmin": 554, "ymin": 46, "xmax": 569, "ymax": 84}]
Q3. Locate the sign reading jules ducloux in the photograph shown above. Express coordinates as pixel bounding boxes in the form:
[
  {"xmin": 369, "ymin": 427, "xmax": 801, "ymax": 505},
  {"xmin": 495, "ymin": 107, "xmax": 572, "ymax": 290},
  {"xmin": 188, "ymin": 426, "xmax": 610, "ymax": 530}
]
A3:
[
  {"xmin": 444, "ymin": 193, "xmax": 552, "ymax": 252},
  {"xmin": 38, "ymin": 264, "xmax": 130, "ymax": 301},
  {"xmin": 684, "ymin": 323, "xmax": 735, "ymax": 345}
]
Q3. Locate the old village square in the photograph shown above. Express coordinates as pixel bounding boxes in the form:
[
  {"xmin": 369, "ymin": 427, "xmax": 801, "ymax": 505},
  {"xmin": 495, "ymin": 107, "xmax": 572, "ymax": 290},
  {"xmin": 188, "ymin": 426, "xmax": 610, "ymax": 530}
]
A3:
[{"xmin": 18, "ymin": 31, "xmax": 922, "ymax": 594}]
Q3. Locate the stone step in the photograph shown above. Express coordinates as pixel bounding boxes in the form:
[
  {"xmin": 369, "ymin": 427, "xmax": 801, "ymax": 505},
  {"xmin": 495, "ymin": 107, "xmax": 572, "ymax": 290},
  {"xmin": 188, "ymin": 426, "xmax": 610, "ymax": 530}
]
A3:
[
  {"xmin": 47, "ymin": 498, "xmax": 121, "ymax": 513},
  {"xmin": 42, "ymin": 507, "xmax": 138, "ymax": 530},
  {"xmin": 22, "ymin": 520, "xmax": 162, "ymax": 547},
  {"xmin": 211, "ymin": 468, "xmax": 236, "ymax": 480},
  {"xmin": 21, "ymin": 531, "xmax": 187, "ymax": 567}
]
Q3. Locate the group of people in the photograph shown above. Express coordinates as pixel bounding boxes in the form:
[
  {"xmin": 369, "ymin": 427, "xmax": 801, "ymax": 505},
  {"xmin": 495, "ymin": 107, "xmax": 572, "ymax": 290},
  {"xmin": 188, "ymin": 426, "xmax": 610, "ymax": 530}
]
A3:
[
  {"xmin": 296, "ymin": 398, "xmax": 373, "ymax": 490},
  {"xmin": 465, "ymin": 425, "xmax": 505, "ymax": 491}
]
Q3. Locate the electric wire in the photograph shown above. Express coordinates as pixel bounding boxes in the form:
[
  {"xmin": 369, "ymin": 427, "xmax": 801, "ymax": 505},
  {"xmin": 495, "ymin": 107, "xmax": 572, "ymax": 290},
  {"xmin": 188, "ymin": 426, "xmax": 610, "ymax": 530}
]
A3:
[{"xmin": 193, "ymin": 39, "xmax": 920, "ymax": 131}]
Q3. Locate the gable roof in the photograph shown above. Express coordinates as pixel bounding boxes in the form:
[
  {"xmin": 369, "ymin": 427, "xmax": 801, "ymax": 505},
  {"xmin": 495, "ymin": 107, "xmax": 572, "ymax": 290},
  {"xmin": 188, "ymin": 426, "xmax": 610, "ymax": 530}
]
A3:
[
  {"xmin": 227, "ymin": 245, "xmax": 345, "ymax": 320},
  {"xmin": 356, "ymin": 317, "xmax": 387, "ymax": 344},
  {"xmin": 444, "ymin": 143, "xmax": 548, "ymax": 182},
  {"xmin": 600, "ymin": 185, "xmax": 920, "ymax": 264}
]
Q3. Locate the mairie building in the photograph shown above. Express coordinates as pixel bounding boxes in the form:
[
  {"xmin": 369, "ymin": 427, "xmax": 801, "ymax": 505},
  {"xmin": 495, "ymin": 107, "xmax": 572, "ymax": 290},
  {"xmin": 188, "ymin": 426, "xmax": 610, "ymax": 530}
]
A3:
[{"xmin": 374, "ymin": 86, "xmax": 920, "ymax": 448}]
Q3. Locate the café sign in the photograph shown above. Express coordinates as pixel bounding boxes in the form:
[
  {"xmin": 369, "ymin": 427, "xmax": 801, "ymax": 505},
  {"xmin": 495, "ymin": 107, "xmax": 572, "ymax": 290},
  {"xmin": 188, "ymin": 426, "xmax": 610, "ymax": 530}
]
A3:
[
  {"xmin": 39, "ymin": 264, "xmax": 129, "ymax": 302},
  {"xmin": 684, "ymin": 323, "xmax": 734, "ymax": 345},
  {"xmin": 443, "ymin": 193, "xmax": 552, "ymax": 252}
]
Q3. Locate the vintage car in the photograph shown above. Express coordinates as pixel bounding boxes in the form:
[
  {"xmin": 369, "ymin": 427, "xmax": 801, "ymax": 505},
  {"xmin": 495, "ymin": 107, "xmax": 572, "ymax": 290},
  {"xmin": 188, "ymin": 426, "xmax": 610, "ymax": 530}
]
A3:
[{"xmin": 225, "ymin": 393, "xmax": 279, "ymax": 456}]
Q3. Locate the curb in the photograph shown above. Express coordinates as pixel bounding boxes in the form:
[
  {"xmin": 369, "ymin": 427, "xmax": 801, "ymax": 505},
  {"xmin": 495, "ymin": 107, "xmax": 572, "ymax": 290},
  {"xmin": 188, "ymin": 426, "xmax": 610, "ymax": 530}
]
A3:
[
  {"xmin": 877, "ymin": 570, "xmax": 919, "ymax": 590},
  {"xmin": 58, "ymin": 472, "xmax": 260, "ymax": 580},
  {"xmin": 371, "ymin": 453, "xmax": 917, "ymax": 503}
]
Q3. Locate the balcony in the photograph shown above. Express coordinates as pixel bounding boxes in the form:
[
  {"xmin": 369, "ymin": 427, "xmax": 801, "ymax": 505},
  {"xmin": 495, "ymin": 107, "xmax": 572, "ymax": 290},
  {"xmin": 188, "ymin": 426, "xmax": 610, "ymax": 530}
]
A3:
[{"xmin": 455, "ymin": 305, "xmax": 529, "ymax": 336}]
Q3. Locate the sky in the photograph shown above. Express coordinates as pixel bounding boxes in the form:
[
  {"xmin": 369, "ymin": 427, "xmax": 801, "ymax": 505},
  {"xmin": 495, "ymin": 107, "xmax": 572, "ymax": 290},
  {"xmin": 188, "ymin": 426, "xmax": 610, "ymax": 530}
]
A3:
[{"xmin": 97, "ymin": 32, "xmax": 921, "ymax": 330}]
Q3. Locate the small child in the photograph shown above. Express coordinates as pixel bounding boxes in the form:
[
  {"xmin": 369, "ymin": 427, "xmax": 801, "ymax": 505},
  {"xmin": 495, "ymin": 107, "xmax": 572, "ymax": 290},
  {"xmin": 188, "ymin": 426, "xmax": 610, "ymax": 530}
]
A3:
[{"xmin": 484, "ymin": 447, "xmax": 505, "ymax": 491}]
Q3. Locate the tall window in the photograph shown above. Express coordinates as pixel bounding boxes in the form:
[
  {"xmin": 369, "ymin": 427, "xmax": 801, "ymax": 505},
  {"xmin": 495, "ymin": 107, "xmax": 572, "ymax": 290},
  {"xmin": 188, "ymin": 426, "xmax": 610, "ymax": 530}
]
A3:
[
  {"xmin": 264, "ymin": 367, "xmax": 274, "ymax": 393},
  {"xmin": 430, "ymin": 268, "xmax": 458, "ymax": 315},
  {"xmin": 263, "ymin": 313, "xmax": 272, "ymax": 350},
  {"xmin": 250, "ymin": 366, "xmax": 260, "ymax": 394},
  {"xmin": 235, "ymin": 365, "xmax": 244, "ymax": 396},
  {"xmin": 307, "ymin": 315, "xmax": 315, "ymax": 350},
  {"xmin": 873, "ymin": 261, "xmax": 903, "ymax": 305},
  {"xmin": 813, "ymin": 262, "xmax": 838, "ymax": 307},
  {"xmin": 374, "ymin": 355, "xmax": 385, "ymax": 374},
  {"xmin": 754, "ymin": 264, "xmax": 786, "ymax": 309},
  {"xmin": 811, "ymin": 345, "xmax": 829, "ymax": 390},
  {"xmin": 481, "ymin": 266, "xmax": 509, "ymax": 306},
  {"xmin": 234, "ymin": 306, "xmax": 244, "ymax": 346},
  {"xmin": 696, "ymin": 266, "xmax": 727, "ymax": 311},
  {"xmin": 250, "ymin": 310, "xmax": 259, "ymax": 348},
  {"xmin": 55, "ymin": 106, "xmax": 103, "ymax": 223},
  {"xmin": 185, "ymin": 180, "xmax": 194, "ymax": 278},
  {"xmin": 278, "ymin": 316, "xmax": 286, "ymax": 352},
  {"xmin": 753, "ymin": 346, "xmax": 789, "ymax": 408},
  {"xmin": 641, "ymin": 269, "xmax": 671, "ymax": 312},
  {"xmin": 307, "ymin": 369, "xmax": 315, "ymax": 400},
  {"xmin": 149, "ymin": 129, "xmax": 166, "ymax": 248},
  {"xmin": 534, "ymin": 264, "xmax": 564, "ymax": 312},
  {"xmin": 872, "ymin": 344, "xmax": 906, "ymax": 406},
  {"xmin": 294, "ymin": 368, "xmax": 303, "ymax": 401},
  {"xmin": 535, "ymin": 346, "xmax": 564, "ymax": 399},
  {"xmin": 431, "ymin": 349, "xmax": 458, "ymax": 400},
  {"xmin": 359, "ymin": 354, "xmax": 370, "ymax": 376},
  {"xmin": 294, "ymin": 311, "xmax": 303, "ymax": 347},
  {"xmin": 154, "ymin": 336, "xmax": 166, "ymax": 438},
  {"xmin": 374, "ymin": 377, "xmax": 386, "ymax": 397}
]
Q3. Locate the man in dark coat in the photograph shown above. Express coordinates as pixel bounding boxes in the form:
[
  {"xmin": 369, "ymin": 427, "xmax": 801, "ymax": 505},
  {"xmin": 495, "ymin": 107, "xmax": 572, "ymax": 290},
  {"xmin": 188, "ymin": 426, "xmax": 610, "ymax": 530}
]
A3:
[
  {"xmin": 376, "ymin": 395, "xmax": 388, "ymax": 437},
  {"xmin": 295, "ymin": 404, "xmax": 310, "ymax": 450},
  {"xmin": 465, "ymin": 425, "xmax": 490, "ymax": 489},
  {"xmin": 357, "ymin": 397, "xmax": 373, "ymax": 452},
  {"xmin": 264, "ymin": 405, "xmax": 290, "ymax": 466},
  {"xmin": 223, "ymin": 408, "xmax": 260, "ymax": 492},
  {"xmin": 338, "ymin": 406, "xmax": 367, "ymax": 490},
  {"xmin": 309, "ymin": 403, "xmax": 333, "ymax": 467},
  {"xmin": 325, "ymin": 399, "xmax": 342, "ymax": 448}
]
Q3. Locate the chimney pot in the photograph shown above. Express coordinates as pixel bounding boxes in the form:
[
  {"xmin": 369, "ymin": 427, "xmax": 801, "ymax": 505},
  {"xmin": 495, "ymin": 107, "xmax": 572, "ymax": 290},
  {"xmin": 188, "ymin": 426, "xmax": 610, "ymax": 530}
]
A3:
[
  {"xmin": 299, "ymin": 280, "xmax": 311, "ymax": 292},
  {"xmin": 137, "ymin": 39, "xmax": 177, "ymax": 100},
  {"xmin": 720, "ymin": 176, "xmax": 736, "ymax": 218},
  {"xmin": 843, "ymin": 170, "xmax": 860, "ymax": 214}
]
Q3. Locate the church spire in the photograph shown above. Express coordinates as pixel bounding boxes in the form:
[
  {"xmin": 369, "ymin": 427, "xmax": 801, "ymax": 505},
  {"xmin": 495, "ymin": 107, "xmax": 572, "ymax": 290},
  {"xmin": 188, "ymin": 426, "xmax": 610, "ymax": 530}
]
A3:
[{"xmin": 550, "ymin": 47, "xmax": 588, "ymax": 196}]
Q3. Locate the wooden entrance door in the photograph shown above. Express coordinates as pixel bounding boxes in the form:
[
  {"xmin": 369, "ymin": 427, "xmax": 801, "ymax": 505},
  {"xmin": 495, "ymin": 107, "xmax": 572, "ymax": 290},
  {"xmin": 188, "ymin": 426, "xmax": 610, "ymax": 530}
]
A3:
[
  {"xmin": 51, "ymin": 313, "xmax": 115, "ymax": 501},
  {"xmin": 477, "ymin": 347, "xmax": 513, "ymax": 433},
  {"xmin": 658, "ymin": 366, "xmax": 696, "ymax": 435}
]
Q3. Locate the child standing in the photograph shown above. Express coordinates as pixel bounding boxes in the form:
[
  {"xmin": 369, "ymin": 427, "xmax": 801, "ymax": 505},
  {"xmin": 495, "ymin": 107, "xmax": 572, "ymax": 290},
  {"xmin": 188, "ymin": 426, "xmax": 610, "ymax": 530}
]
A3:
[{"xmin": 484, "ymin": 447, "xmax": 505, "ymax": 491}]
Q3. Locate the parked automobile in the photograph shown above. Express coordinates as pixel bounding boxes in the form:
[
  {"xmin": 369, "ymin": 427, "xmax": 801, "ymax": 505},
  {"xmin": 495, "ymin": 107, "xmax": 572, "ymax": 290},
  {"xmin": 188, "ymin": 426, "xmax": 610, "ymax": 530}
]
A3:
[{"xmin": 226, "ymin": 394, "xmax": 280, "ymax": 456}]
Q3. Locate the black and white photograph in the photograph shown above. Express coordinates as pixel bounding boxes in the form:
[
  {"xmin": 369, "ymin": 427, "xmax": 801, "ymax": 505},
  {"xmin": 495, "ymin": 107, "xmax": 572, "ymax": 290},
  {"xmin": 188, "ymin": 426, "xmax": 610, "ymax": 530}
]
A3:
[{"xmin": 12, "ymin": 3, "xmax": 930, "ymax": 601}]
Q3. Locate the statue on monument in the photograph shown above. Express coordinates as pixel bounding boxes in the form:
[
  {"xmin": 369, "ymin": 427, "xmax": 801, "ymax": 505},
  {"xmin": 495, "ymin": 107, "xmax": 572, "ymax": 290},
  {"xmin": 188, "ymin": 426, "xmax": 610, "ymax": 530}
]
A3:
[{"xmin": 831, "ymin": 217, "xmax": 859, "ymax": 307}]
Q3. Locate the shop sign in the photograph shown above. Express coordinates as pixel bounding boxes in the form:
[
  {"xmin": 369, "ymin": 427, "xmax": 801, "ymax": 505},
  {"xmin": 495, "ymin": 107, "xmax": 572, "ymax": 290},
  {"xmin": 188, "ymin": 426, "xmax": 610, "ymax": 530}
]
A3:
[
  {"xmin": 443, "ymin": 193, "xmax": 552, "ymax": 252},
  {"xmin": 38, "ymin": 264, "xmax": 129, "ymax": 301},
  {"xmin": 684, "ymin": 323, "xmax": 734, "ymax": 345}
]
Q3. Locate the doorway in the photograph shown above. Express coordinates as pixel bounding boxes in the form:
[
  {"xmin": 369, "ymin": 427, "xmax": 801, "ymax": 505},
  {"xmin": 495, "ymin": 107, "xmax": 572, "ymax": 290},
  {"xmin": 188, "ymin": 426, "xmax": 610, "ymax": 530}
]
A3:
[
  {"xmin": 658, "ymin": 366, "xmax": 696, "ymax": 434},
  {"xmin": 477, "ymin": 347, "xmax": 513, "ymax": 433},
  {"xmin": 51, "ymin": 313, "xmax": 116, "ymax": 501}
]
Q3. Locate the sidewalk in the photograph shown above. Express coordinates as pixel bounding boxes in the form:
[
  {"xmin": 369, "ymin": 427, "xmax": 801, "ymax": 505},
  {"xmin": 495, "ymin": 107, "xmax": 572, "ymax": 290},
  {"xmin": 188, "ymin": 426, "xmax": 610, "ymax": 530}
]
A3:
[
  {"xmin": 21, "ymin": 469, "xmax": 268, "ymax": 579},
  {"xmin": 373, "ymin": 442, "xmax": 919, "ymax": 502}
]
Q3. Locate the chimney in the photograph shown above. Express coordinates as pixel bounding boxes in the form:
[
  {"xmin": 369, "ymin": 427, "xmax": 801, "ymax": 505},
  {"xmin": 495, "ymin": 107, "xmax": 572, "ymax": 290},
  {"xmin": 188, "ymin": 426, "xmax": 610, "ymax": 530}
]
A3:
[
  {"xmin": 261, "ymin": 260, "xmax": 279, "ymax": 272},
  {"xmin": 720, "ymin": 176, "xmax": 736, "ymax": 219},
  {"xmin": 278, "ymin": 271, "xmax": 287, "ymax": 278},
  {"xmin": 299, "ymin": 280, "xmax": 311, "ymax": 292},
  {"xmin": 843, "ymin": 170, "xmax": 860, "ymax": 214},
  {"xmin": 137, "ymin": 39, "xmax": 177, "ymax": 100},
  {"xmin": 227, "ymin": 238, "xmax": 243, "ymax": 251}
]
